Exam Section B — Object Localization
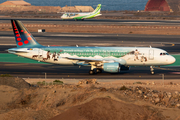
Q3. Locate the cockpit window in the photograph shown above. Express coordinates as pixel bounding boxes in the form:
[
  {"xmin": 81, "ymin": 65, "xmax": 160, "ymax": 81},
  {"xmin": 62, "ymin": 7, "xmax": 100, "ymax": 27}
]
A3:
[{"xmin": 160, "ymin": 52, "xmax": 169, "ymax": 56}]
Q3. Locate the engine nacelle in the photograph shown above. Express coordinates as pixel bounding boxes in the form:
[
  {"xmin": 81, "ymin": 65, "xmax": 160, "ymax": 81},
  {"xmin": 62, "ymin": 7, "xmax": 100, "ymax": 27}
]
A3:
[
  {"xmin": 103, "ymin": 62, "xmax": 120, "ymax": 73},
  {"xmin": 120, "ymin": 65, "xmax": 130, "ymax": 71}
]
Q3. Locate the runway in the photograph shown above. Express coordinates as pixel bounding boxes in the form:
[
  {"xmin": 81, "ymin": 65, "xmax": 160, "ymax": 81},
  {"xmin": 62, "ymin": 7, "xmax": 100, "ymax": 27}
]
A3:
[
  {"xmin": 0, "ymin": 62, "xmax": 180, "ymax": 79},
  {"xmin": 0, "ymin": 31, "xmax": 180, "ymax": 53},
  {"xmin": 0, "ymin": 32, "xmax": 180, "ymax": 79},
  {"xmin": 1, "ymin": 18, "xmax": 180, "ymax": 26}
]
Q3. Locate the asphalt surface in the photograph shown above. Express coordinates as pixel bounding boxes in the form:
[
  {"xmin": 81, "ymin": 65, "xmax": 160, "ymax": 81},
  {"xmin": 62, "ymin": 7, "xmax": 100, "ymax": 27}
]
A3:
[
  {"xmin": 0, "ymin": 31, "xmax": 180, "ymax": 53},
  {"xmin": 1, "ymin": 18, "xmax": 180, "ymax": 26},
  {"xmin": 0, "ymin": 62, "xmax": 180, "ymax": 79}
]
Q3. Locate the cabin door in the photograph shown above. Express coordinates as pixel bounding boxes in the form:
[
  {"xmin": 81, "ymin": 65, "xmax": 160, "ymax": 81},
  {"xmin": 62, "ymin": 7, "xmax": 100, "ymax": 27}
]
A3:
[{"xmin": 149, "ymin": 49, "xmax": 154, "ymax": 60}]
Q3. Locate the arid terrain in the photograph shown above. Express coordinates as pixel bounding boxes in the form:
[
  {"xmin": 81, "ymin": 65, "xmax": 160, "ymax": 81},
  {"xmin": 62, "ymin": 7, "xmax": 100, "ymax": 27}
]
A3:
[{"xmin": 0, "ymin": 77, "xmax": 180, "ymax": 120}]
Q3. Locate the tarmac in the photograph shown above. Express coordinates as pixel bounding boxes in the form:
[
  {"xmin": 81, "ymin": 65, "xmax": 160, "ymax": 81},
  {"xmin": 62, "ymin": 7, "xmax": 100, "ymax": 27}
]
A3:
[{"xmin": 1, "ymin": 18, "xmax": 180, "ymax": 26}]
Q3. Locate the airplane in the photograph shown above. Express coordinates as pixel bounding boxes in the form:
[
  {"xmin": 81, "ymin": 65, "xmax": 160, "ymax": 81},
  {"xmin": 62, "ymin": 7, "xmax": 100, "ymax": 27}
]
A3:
[
  {"xmin": 61, "ymin": 4, "xmax": 102, "ymax": 21},
  {"xmin": 8, "ymin": 20, "xmax": 176, "ymax": 75}
]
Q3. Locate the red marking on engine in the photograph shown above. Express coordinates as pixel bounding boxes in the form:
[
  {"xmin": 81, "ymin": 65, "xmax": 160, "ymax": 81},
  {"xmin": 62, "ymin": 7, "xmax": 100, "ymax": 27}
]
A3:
[
  {"xmin": 17, "ymin": 38, "xmax": 21, "ymax": 41},
  {"xmin": 15, "ymin": 31, "xmax": 18, "ymax": 33},
  {"xmin": 24, "ymin": 40, "xmax": 29, "ymax": 44},
  {"xmin": 21, "ymin": 30, "xmax": 24, "ymax": 32},
  {"xmin": 18, "ymin": 42, "xmax": 23, "ymax": 46}
]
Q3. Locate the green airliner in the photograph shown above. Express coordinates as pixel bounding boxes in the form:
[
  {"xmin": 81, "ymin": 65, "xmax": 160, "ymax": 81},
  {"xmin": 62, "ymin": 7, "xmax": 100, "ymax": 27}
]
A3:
[{"xmin": 61, "ymin": 4, "xmax": 102, "ymax": 20}]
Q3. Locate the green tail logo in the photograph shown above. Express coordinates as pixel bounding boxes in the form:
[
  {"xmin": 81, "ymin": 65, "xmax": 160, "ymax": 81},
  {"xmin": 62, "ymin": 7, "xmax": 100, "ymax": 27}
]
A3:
[{"xmin": 92, "ymin": 4, "xmax": 101, "ymax": 14}]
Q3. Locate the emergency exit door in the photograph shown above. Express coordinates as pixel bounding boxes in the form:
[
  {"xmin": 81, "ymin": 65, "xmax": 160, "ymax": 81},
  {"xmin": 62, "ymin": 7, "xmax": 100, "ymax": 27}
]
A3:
[{"xmin": 149, "ymin": 49, "xmax": 154, "ymax": 60}]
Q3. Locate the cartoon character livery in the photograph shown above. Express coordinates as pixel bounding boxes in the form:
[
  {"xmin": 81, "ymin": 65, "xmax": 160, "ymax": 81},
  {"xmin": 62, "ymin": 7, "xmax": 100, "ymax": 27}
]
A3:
[
  {"xmin": 61, "ymin": 4, "xmax": 102, "ymax": 20},
  {"xmin": 8, "ymin": 20, "xmax": 176, "ymax": 75}
]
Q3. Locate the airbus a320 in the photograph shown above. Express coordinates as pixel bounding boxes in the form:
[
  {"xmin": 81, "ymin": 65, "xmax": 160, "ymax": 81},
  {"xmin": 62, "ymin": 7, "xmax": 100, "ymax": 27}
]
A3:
[{"xmin": 8, "ymin": 20, "xmax": 176, "ymax": 75}]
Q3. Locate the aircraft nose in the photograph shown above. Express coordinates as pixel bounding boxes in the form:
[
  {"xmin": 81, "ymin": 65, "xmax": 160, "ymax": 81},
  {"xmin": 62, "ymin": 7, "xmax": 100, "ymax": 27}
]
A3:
[{"xmin": 168, "ymin": 56, "xmax": 176, "ymax": 64}]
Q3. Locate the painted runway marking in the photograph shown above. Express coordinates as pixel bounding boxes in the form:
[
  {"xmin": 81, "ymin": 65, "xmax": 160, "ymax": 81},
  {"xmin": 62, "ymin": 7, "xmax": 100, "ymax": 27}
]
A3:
[
  {"xmin": 0, "ymin": 37, "xmax": 14, "ymax": 39},
  {"xmin": 170, "ymin": 72, "xmax": 180, "ymax": 74},
  {"xmin": 46, "ymin": 34, "xmax": 104, "ymax": 37},
  {"xmin": 119, "ymin": 22, "xmax": 162, "ymax": 24}
]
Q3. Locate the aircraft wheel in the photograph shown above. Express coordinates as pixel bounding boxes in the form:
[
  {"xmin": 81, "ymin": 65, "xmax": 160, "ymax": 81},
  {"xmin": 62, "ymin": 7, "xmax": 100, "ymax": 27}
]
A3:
[
  {"xmin": 151, "ymin": 71, "xmax": 154, "ymax": 75},
  {"xmin": 75, "ymin": 19, "xmax": 78, "ymax": 21},
  {"xmin": 82, "ymin": 19, "xmax": 84, "ymax": 21},
  {"xmin": 96, "ymin": 69, "xmax": 102, "ymax": 73},
  {"xmin": 89, "ymin": 70, "xmax": 95, "ymax": 75},
  {"xmin": 150, "ymin": 66, "xmax": 154, "ymax": 75}
]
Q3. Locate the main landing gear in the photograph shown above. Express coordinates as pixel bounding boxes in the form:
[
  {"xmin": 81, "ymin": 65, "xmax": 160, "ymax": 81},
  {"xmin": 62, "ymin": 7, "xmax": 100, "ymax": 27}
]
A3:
[
  {"xmin": 96, "ymin": 69, "xmax": 102, "ymax": 73},
  {"xmin": 89, "ymin": 69, "xmax": 102, "ymax": 75},
  {"xmin": 150, "ymin": 66, "xmax": 154, "ymax": 75},
  {"xmin": 89, "ymin": 70, "xmax": 95, "ymax": 75}
]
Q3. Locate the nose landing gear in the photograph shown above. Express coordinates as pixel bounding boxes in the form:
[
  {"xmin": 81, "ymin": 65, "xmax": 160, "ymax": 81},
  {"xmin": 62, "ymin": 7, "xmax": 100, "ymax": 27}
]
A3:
[{"xmin": 150, "ymin": 66, "xmax": 154, "ymax": 75}]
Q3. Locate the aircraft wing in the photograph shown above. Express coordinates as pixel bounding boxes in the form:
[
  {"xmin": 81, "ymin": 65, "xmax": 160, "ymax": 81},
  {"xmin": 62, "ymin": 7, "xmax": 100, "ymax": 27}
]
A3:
[
  {"xmin": 65, "ymin": 57, "xmax": 103, "ymax": 62},
  {"xmin": 65, "ymin": 57, "xmax": 126, "ymax": 65}
]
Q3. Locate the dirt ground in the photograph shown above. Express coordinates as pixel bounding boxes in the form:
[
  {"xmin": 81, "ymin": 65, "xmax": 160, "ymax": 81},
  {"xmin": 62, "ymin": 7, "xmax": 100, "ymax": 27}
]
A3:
[{"xmin": 0, "ymin": 77, "xmax": 180, "ymax": 120}]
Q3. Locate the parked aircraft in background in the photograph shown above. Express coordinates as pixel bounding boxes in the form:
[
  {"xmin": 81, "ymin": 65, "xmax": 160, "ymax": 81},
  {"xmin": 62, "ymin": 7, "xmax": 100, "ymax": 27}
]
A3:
[
  {"xmin": 8, "ymin": 20, "xmax": 176, "ymax": 75},
  {"xmin": 61, "ymin": 4, "xmax": 102, "ymax": 20}
]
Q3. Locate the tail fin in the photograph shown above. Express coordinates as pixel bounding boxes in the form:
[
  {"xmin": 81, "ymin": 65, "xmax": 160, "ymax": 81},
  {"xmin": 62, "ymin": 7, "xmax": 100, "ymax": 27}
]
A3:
[
  {"xmin": 11, "ymin": 20, "xmax": 42, "ymax": 48},
  {"xmin": 92, "ymin": 4, "xmax": 101, "ymax": 14}
]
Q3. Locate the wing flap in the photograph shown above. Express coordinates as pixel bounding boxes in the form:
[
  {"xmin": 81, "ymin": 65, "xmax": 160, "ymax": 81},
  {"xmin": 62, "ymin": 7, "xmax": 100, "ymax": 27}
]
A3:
[
  {"xmin": 66, "ymin": 57, "xmax": 103, "ymax": 62},
  {"xmin": 65, "ymin": 57, "xmax": 127, "ymax": 65}
]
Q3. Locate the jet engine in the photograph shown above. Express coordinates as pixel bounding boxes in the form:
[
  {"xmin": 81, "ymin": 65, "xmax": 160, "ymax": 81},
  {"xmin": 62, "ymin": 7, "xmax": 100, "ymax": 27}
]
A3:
[{"xmin": 103, "ymin": 62, "xmax": 120, "ymax": 73}]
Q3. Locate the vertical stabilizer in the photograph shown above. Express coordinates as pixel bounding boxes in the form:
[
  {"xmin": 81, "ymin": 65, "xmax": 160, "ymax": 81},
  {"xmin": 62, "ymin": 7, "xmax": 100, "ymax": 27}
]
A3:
[
  {"xmin": 11, "ymin": 20, "xmax": 42, "ymax": 48},
  {"xmin": 92, "ymin": 4, "xmax": 101, "ymax": 14}
]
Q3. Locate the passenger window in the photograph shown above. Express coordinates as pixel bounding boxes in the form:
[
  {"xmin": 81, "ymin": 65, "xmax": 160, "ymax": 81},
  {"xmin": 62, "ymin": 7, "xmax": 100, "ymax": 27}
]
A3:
[
  {"xmin": 160, "ymin": 53, "xmax": 162, "ymax": 56},
  {"xmin": 163, "ymin": 53, "xmax": 166, "ymax": 55}
]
